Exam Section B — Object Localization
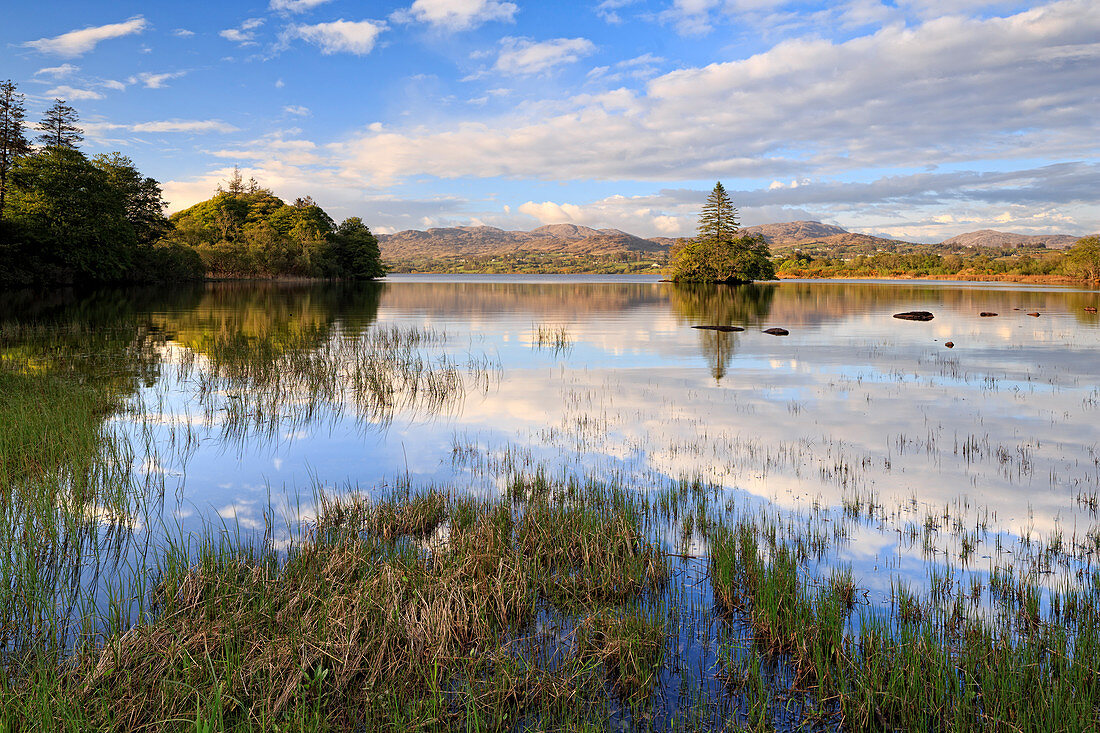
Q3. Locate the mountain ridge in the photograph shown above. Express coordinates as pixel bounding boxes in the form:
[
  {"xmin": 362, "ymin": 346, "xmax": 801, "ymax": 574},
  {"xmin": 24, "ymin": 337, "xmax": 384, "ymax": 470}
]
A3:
[{"xmin": 377, "ymin": 221, "xmax": 1089, "ymax": 261}]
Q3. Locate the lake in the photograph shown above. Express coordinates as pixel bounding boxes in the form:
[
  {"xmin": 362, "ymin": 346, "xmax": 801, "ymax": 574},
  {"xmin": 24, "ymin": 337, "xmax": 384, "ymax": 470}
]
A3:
[{"xmin": 3, "ymin": 275, "xmax": 1099, "ymax": 729}]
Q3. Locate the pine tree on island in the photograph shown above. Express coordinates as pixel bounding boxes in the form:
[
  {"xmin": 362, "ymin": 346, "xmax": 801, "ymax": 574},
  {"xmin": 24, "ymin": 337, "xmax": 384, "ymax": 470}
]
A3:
[{"xmin": 667, "ymin": 182, "xmax": 776, "ymax": 283}]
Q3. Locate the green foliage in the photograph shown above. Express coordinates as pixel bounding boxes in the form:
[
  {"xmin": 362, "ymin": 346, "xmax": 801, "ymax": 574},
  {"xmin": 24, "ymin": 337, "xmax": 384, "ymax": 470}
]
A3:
[
  {"xmin": 0, "ymin": 145, "xmax": 202, "ymax": 287},
  {"xmin": 1062, "ymin": 236, "xmax": 1100, "ymax": 280},
  {"xmin": 91, "ymin": 153, "xmax": 170, "ymax": 245},
  {"xmin": 0, "ymin": 80, "xmax": 31, "ymax": 218},
  {"xmin": 669, "ymin": 234, "xmax": 776, "ymax": 283},
  {"xmin": 696, "ymin": 180, "xmax": 739, "ymax": 244},
  {"xmin": 668, "ymin": 182, "xmax": 776, "ymax": 283},
  {"xmin": 35, "ymin": 99, "xmax": 81, "ymax": 150},
  {"xmin": 773, "ymin": 239, "xmax": 1096, "ymax": 281},
  {"xmin": 331, "ymin": 217, "xmax": 386, "ymax": 279},
  {"xmin": 4, "ymin": 147, "xmax": 134, "ymax": 282},
  {"xmin": 168, "ymin": 186, "xmax": 384, "ymax": 280}
]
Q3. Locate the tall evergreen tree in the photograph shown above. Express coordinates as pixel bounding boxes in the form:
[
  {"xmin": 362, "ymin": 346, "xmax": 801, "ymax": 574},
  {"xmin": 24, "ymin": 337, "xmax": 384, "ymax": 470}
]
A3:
[
  {"xmin": 697, "ymin": 181, "xmax": 739, "ymax": 244},
  {"xmin": 0, "ymin": 80, "xmax": 31, "ymax": 217},
  {"xmin": 36, "ymin": 99, "xmax": 83, "ymax": 149}
]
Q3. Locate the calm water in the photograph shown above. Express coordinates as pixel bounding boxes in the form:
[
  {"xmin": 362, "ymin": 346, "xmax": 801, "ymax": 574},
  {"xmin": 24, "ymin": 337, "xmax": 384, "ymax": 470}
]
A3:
[{"xmin": 6, "ymin": 276, "xmax": 1100, "ymax": 601}]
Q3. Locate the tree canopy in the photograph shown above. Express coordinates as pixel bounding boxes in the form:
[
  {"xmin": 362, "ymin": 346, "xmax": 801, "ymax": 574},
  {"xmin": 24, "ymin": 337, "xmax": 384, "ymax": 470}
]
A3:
[
  {"xmin": 0, "ymin": 83, "xmax": 201, "ymax": 286},
  {"xmin": 167, "ymin": 177, "xmax": 385, "ymax": 280},
  {"xmin": 1063, "ymin": 236, "xmax": 1100, "ymax": 281},
  {"xmin": 667, "ymin": 181, "xmax": 776, "ymax": 283}
]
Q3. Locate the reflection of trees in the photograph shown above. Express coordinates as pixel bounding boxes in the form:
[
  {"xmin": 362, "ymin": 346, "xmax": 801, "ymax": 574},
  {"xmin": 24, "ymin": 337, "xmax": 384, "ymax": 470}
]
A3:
[
  {"xmin": 153, "ymin": 281, "xmax": 386, "ymax": 365},
  {"xmin": 668, "ymin": 283, "xmax": 776, "ymax": 381}
]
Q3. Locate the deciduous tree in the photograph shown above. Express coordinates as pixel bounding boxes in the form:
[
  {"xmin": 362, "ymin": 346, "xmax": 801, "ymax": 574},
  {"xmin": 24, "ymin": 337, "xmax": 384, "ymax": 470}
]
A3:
[
  {"xmin": 92, "ymin": 153, "xmax": 171, "ymax": 244},
  {"xmin": 1063, "ymin": 236, "xmax": 1100, "ymax": 281}
]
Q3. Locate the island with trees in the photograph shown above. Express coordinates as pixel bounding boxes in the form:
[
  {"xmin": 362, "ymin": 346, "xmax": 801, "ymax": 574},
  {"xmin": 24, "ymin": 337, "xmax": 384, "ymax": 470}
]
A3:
[
  {"xmin": 0, "ymin": 81, "xmax": 384, "ymax": 288},
  {"xmin": 666, "ymin": 182, "xmax": 777, "ymax": 284}
]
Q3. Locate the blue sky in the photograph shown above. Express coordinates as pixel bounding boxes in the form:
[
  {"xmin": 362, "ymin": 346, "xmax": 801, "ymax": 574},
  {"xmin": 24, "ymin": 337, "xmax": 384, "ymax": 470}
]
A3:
[{"xmin": 3, "ymin": 0, "xmax": 1098, "ymax": 240}]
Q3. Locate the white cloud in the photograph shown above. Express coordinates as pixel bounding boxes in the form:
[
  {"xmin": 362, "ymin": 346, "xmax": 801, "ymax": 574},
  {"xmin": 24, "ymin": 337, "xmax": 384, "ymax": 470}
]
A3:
[
  {"xmin": 283, "ymin": 105, "xmax": 311, "ymax": 116},
  {"xmin": 132, "ymin": 119, "xmax": 239, "ymax": 133},
  {"xmin": 129, "ymin": 71, "xmax": 188, "ymax": 89},
  {"xmin": 328, "ymin": 0, "xmax": 1100, "ymax": 188},
  {"xmin": 34, "ymin": 64, "xmax": 80, "ymax": 78},
  {"xmin": 220, "ymin": 18, "xmax": 265, "ymax": 45},
  {"xmin": 596, "ymin": 0, "xmax": 641, "ymax": 24},
  {"xmin": 220, "ymin": 29, "xmax": 253, "ymax": 43},
  {"xmin": 392, "ymin": 0, "xmax": 518, "ymax": 30},
  {"xmin": 24, "ymin": 16, "xmax": 147, "ymax": 57},
  {"xmin": 518, "ymin": 201, "xmax": 587, "ymax": 224},
  {"xmin": 661, "ymin": 0, "xmax": 722, "ymax": 35},
  {"xmin": 45, "ymin": 85, "xmax": 103, "ymax": 100},
  {"xmin": 270, "ymin": 0, "xmax": 333, "ymax": 12},
  {"xmin": 101, "ymin": 79, "xmax": 128, "ymax": 91},
  {"xmin": 173, "ymin": 29, "xmax": 195, "ymax": 38},
  {"xmin": 494, "ymin": 37, "xmax": 596, "ymax": 75},
  {"xmin": 288, "ymin": 19, "xmax": 387, "ymax": 55},
  {"xmin": 517, "ymin": 193, "xmax": 699, "ymax": 236}
]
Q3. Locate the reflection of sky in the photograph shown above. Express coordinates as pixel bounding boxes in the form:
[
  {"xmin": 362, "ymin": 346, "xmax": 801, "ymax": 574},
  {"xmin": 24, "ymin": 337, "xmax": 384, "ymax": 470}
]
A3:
[{"xmin": 112, "ymin": 277, "xmax": 1100, "ymax": 597}]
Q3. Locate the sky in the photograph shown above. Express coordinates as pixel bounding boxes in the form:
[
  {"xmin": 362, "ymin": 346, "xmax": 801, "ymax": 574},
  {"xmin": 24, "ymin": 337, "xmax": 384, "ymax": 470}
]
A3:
[{"xmin": 3, "ymin": 0, "xmax": 1098, "ymax": 240}]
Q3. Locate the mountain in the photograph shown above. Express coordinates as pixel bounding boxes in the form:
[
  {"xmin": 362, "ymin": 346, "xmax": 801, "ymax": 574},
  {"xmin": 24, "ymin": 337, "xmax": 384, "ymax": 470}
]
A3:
[
  {"xmin": 741, "ymin": 221, "xmax": 850, "ymax": 243},
  {"xmin": 378, "ymin": 225, "xmax": 663, "ymax": 259},
  {"xmin": 377, "ymin": 220, "xmax": 1090, "ymax": 264},
  {"xmin": 939, "ymin": 229, "xmax": 1082, "ymax": 250}
]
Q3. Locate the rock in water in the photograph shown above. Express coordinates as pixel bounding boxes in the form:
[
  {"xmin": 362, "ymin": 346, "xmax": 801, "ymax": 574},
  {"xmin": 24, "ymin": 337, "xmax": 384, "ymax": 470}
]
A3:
[
  {"xmin": 763, "ymin": 327, "xmax": 789, "ymax": 336},
  {"xmin": 980, "ymin": 312, "xmax": 998, "ymax": 317},
  {"xmin": 945, "ymin": 342, "xmax": 954, "ymax": 348},
  {"xmin": 1085, "ymin": 307, "xmax": 1097, "ymax": 313},
  {"xmin": 1027, "ymin": 312, "xmax": 1041, "ymax": 317},
  {"xmin": 692, "ymin": 325, "xmax": 745, "ymax": 332},
  {"xmin": 894, "ymin": 311, "xmax": 934, "ymax": 321}
]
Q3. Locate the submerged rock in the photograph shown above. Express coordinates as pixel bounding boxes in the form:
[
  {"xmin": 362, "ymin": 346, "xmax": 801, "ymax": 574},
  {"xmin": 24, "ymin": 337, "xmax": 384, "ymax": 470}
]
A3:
[
  {"xmin": 763, "ymin": 327, "xmax": 789, "ymax": 336},
  {"xmin": 893, "ymin": 311, "xmax": 934, "ymax": 321},
  {"xmin": 980, "ymin": 312, "xmax": 998, "ymax": 317},
  {"xmin": 692, "ymin": 325, "xmax": 745, "ymax": 332}
]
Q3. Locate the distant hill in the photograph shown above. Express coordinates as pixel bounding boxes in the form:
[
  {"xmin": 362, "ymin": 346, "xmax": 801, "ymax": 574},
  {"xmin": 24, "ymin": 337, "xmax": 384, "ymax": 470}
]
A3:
[
  {"xmin": 649, "ymin": 220, "xmax": 856, "ymax": 249},
  {"xmin": 940, "ymin": 229, "xmax": 1082, "ymax": 250},
  {"xmin": 378, "ymin": 225, "xmax": 663, "ymax": 260},
  {"xmin": 377, "ymin": 220, "xmax": 1091, "ymax": 265},
  {"xmin": 742, "ymin": 221, "xmax": 849, "ymax": 243}
]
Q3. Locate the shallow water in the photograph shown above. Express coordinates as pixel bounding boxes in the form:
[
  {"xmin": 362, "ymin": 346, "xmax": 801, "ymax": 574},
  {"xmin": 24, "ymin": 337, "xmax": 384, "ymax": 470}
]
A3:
[{"xmin": 5, "ymin": 276, "xmax": 1100, "ymax": 599}]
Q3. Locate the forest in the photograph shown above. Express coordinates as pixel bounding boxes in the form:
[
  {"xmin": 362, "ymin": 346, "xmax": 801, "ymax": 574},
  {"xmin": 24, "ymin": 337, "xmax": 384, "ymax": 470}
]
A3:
[{"xmin": 0, "ymin": 82, "xmax": 384, "ymax": 288}]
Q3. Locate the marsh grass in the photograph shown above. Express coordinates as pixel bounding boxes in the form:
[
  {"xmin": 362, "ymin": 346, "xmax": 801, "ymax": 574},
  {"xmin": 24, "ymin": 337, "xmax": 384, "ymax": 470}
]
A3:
[
  {"xmin": 532, "ymin": 324, "xmax": 573, "ymax": 355},
  {"xmin": 5, "ymin": 297, "xmax": 1100, "ymax": 731},
  {"xmin": 0, "ymin": 474, "xmax": 678, "ymax": 731}
]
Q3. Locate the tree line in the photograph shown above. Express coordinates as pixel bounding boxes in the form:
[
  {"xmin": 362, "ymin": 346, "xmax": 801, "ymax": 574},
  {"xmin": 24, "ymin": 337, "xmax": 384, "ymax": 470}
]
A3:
[
  {"xmin": 0, "ymin": 81, "xmax": 384, "ymax": 288},
  {"xmin": 775, "ymin": 237, "xmax": 1100, "ymax": 281}
]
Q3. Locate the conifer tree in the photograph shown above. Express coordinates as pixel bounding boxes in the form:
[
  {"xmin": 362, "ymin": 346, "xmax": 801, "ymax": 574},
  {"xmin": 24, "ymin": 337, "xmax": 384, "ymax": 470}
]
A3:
[
  {"xmin": 696, "ymin": 181, "xmax": 739, "ymax": 245},
  {"xmin": 0, "ymin": 80, "xmax": 31, "ymax": 217},
  {"xmin": 36, "ymin": 98, "xmax": 83, "ymax": 149}
]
